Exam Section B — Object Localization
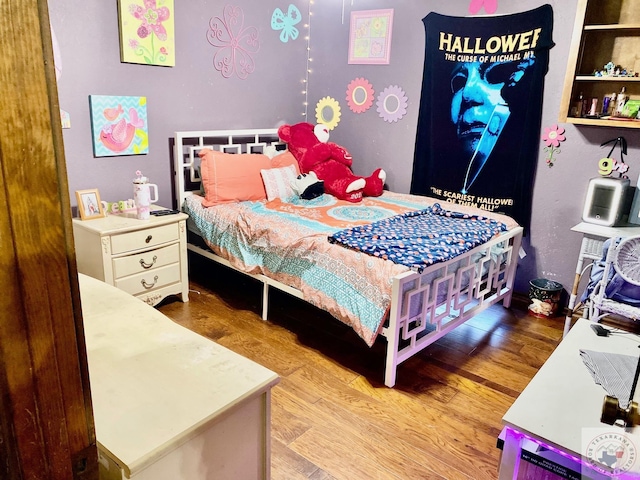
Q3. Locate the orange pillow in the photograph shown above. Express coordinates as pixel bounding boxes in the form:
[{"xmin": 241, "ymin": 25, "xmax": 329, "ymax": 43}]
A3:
[
  {"xmin": 198, "ymin": 149, "xmax": 271, "ymax": 207},
  {"xmin": 271, "ymin": 150, "xmax": 300, "ymax": 175}
]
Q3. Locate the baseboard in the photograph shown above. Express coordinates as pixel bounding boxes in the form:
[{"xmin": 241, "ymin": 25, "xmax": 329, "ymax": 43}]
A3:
[{"xmin": 510, "ymin": 292, "xmax": 531, "ymax": 312}]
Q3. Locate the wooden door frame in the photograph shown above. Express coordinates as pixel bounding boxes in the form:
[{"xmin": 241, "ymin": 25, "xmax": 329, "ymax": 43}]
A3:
[{"xmin": 0, "ymin": 0, "xmax": 97, "ymax": 478}]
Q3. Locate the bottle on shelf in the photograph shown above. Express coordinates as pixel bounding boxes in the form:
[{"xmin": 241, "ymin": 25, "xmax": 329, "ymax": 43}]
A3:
[
  {"xmin": 615, "ymin": 86, "xmax": 628, "ymax": 116},
  {"xmin": 602, "ymin": 93, "xmax": 613, "ymax": 116},
  {"xmin": 573, "ymin": 92, "xmax": 587, "ymax": 117}
]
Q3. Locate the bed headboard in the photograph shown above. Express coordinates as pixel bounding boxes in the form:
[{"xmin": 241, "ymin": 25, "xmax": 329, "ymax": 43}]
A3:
[{"xmin": 173, "ymin": 129, "xmax": 286, "ymax": 210}]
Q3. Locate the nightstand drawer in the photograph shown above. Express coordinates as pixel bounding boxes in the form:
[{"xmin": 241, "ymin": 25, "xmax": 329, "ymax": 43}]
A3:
[
  {"xmin": 112, "ymin": 243, "xmax": 180, "ymax": 279},
  {"xmin": 110, "ymin": 224, "xmax": 179, "ymax": 255},
  {"xmin": 115, "ymin": 263, "xmax": 181, "ymax": 296}
]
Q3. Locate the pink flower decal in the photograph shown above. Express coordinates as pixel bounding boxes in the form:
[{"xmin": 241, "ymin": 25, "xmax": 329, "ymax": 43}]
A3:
[
  {"xmin": 207, "ymin": 5, "xmax": 260, "ymax": 80},
  {"xmin": 376, "ymin": 85, "xmax": 408, "ymax": 123},
  {"xmin": 129, "ymin": 0, "xmax": 170, "ymax": 41},
  {"xmin": 469, "ymin": 0, "xmax": 497, "ymax": 14},
  {"xmin": 541, "ymin": 125, "xmax": 566, "ymax": 167},
  {"xmin": 542, "ymin": 125, "xmax": 566, "ymax": 148},
  {"xmin": 346, "ymin": 78, "xmax": 375, "ymax": 114}
]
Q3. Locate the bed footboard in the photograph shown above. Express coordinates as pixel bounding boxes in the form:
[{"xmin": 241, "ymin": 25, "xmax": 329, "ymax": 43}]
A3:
[
  {"xmin": 382, "ymin": 226, "xmax": 523, "ymax": 387},
  {"xmin": 173, "ymin": 129, "xmax": 524, "ymax": 389}
]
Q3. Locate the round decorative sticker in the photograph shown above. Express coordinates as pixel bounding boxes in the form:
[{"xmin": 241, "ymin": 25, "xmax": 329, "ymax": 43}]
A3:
[
  {"xmin": 346, "ymin": 78, "xmax": 375, "ymax": 114},
  {"xmin": 376, "ymin": 85, "xmax": 408, "ymax": 123},
  {"xmin": 289, "ymin": 194, "xmax": 336, "ymax": 208},
  {"xmin": 315, "ymin": 96, "xmax": 341, "ymax": 130}
]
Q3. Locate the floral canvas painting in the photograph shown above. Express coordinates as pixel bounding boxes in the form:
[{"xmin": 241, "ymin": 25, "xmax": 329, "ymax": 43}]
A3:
[
  {"xmin": 348, "ymin": 9, "xmax": 394, "ymax": 65},
  {"xmin": 118, "ymin": 0, "xmax": 175, "ymax": 67},
  {"xmin": 89, "ymin": 95, "xmax": 149, "ymax": 157}
]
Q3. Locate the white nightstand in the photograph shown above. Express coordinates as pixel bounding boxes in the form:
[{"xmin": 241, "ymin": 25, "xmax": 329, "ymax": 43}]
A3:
[{"xmin": 72, "ymin": 208, "xmax": 189, "ymax": 306}]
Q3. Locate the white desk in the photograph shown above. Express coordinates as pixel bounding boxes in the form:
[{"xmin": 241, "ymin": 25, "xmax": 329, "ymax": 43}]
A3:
[
  {"xmin": 564, "ymin": 222, "xmax": 640, "ymax": 336},
  {"xmin": 499, "ymin": 319, "xmax": 640, "ymax": 478},
  {"xmin": 79, "ymin": 274, "xmax": 279, "ymax": 479}
]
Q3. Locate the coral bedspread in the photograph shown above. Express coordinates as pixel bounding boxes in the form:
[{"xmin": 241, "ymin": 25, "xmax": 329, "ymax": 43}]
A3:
[{"xmin": 183, "ymin": 191, "xmax": 518, "ymax": 346}]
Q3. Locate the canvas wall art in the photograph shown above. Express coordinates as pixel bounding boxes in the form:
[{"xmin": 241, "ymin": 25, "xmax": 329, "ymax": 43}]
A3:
[
  {"xmin": 118, "ymin": 0, "xmax": 175, "ymax": 67},
  {"xmin": 89, "ymin": 95, "xmax": 149, "ymax": 157},
  {"xmin": 348, "ymin": 9, "xmax": 393, "ymax": 65}
]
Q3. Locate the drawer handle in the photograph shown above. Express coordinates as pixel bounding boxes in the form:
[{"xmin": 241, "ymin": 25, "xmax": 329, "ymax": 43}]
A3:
[
  {"xmin": 139, "ymin": 255, "xmax": 158, "ymax": 269},
  {"xmin": 145, "ymin": 235, "xmax": 153, "ymax": 243},
  {"xmin": 141, "ymin": 275, "xmax": 159, "ymax": 289}
]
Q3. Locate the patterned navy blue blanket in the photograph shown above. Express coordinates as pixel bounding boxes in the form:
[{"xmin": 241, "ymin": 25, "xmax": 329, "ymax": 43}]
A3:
[{"xmin": 328, "ymin": 204, "xmax": 507, "ymax": 273}]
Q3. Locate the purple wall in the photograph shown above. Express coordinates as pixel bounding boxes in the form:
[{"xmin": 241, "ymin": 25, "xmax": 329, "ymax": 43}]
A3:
[
  {"xmin": 51, "ymin": 1, "xmax": 306, "ymax": 209},
  {"xmin": 302, "ymin": 0, "xmax": 640, "ymax": 295},
  {"xmin": 49, "ymin": 0, "xmax": 640, "ymax": 296}
]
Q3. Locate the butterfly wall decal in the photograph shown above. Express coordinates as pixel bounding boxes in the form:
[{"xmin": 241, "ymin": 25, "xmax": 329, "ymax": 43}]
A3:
[{"xmin": 271, "ymin": 4, "xmax": 301, "ymax": 43}]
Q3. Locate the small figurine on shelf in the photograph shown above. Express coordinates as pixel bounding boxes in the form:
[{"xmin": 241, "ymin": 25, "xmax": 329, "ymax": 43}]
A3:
[
  {"xmin": 605, "ymin": 61, "xmax": 616, "ymax": 76},
  {"xmin": 594, "ymin": 62, "xmax": 636, "ymax": 78}
]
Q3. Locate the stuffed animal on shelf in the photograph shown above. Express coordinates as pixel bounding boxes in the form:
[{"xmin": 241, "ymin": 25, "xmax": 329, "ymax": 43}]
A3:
[{"xmin": 277, "ymin": 122, "xmax": 385, "ymax": 202}]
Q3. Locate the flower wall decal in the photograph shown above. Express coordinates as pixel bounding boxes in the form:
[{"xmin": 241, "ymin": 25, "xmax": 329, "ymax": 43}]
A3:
[
  {"xmin": 346, "ymin": 78, "xmax": 375, "ymax": 114},
  {"xmin": 119, "ymin": 0, "xmax": 175, "ymax": 66},
  {"xmin": 541, "ymin": 124, "xmax": 565, "ymax": 167},
  {"xmin": 315, "ymin": 96, "xmax": 341, "ymax": 130},
  {"xmin": 207, "ymin": 5, "xmax": 260, "ymax": 79},
  {"xmin": 468, "ymin": 0, "xmax": 498, "ymax": 15},
  {"xmin": 376, "ymin": 85, "xmax": 408, "ymax": 123}
]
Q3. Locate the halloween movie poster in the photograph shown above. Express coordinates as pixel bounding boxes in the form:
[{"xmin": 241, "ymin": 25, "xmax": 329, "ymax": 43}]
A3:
[{"xmin": 410, "ymin": 5, "xmax": 554, "ymax": 231}]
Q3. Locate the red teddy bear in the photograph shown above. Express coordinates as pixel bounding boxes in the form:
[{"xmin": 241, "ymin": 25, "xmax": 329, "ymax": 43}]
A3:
[{"xmin": 278, "ymin": 122, "xmax": 385, "ymax": 202}]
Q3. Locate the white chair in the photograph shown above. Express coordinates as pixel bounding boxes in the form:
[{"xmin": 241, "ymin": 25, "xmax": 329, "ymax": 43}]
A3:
[{"xmin": 588, "ymin": 235, "xmax": 640, "ymax": 323}]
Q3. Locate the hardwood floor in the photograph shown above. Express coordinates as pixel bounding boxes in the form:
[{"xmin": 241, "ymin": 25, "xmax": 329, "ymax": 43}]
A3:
[{"xmin": 158, "ymin": 255, "xmax": 568, "ymax": 480}]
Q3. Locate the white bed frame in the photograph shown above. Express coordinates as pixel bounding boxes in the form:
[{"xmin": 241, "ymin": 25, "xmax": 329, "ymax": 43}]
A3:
[{"xmin": 173, "ymin": 129, "xmax": 524, "ymax": 387}]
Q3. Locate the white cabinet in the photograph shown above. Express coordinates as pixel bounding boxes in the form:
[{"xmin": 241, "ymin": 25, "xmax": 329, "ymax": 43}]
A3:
[
  {"xmin": 79, "ymin": 274, "xmax": 279, "ymax": 480},
  {"xmin": 73, "ymin": 209, "xmax": 189, "ymax": 306}
]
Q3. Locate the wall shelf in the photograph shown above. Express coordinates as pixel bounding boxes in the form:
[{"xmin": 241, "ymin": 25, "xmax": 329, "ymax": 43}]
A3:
[{"xmin": 559, "ymin": 0, "xmax": 640, "ymax": 127}]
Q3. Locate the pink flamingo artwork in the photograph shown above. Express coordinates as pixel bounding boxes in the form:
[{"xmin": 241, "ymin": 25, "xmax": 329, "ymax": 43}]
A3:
[{"xmin": 99, "ymin": 108, "xmax": 144, "ymax": 153}]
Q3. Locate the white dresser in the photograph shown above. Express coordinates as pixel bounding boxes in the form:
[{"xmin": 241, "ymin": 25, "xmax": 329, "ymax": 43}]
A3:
[
  {"xmin": 73, "ymin": 209, "xmax": 189, "ymax": 306},
  {"xmin": 79, "ymin": 274, "xmax": 279, "ymax": 479}
]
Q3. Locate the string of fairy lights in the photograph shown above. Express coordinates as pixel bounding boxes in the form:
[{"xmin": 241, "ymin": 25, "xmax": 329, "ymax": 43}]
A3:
[
  {"xmin": 302, "ymin": 0, "xmax": 355, "ymax": 120},
  {"xmin": 302, "ymin": 0, "xmax": 313, "ymax": 119}
]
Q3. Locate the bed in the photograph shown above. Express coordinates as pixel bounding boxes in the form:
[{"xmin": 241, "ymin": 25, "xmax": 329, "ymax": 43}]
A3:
[{"xmin": 173, "ymin": 128, "xmax": 524, "ymax": 387}]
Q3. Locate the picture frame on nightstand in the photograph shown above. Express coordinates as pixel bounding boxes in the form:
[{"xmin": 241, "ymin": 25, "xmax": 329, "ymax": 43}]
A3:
[{"xmin": 75, "ymin": 188, "xmax": 105, "ymax": 220}]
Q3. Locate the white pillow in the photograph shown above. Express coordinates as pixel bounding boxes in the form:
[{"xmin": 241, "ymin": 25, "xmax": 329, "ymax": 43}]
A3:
[{"xmin": 260, "ymin": 164, "xmax": 298, "ymax": 201}]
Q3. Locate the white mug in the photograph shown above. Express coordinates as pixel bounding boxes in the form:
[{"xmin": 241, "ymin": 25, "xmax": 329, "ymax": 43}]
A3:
[{"xmin": 133, "ymin": 182, "xmax": 158, "ymax": 220}]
